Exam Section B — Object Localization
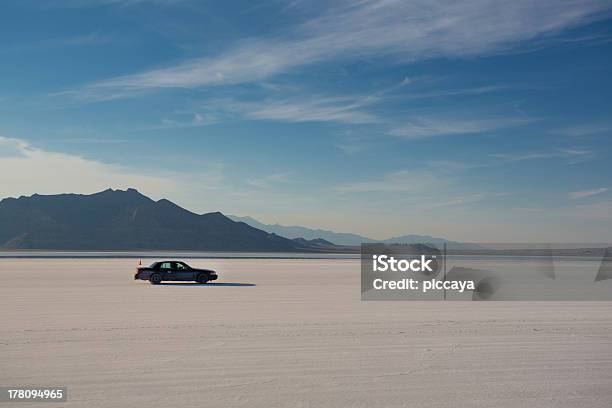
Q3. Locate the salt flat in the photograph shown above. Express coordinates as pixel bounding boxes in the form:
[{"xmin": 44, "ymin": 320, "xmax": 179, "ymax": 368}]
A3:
[{"xmin": 1, "ymin": 258, "xmax": 612, "ymax": 408}]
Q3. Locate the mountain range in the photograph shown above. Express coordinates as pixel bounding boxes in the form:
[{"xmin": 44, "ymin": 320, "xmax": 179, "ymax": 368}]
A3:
[
  {"xmin": 0, "ymin": 189, "xmax": 328, "ymax": 251},
  {"xmin": 0, "ymin": 188, "xmax": 463, "ymax": 251},
  {"xmin": 227, "ymin": 215, "xmax": 461, "ymax": 247}
]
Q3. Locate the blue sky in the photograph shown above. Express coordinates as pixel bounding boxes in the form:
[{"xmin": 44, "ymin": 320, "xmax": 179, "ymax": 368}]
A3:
[{"xmin": 1, "ymin": 0, "xmax": 611, "ymax": 242}]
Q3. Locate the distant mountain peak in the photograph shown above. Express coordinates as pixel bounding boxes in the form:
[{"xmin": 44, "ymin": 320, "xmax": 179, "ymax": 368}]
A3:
[
  {"xmin": 96, "ymin": 187, "xmax": 144, "ymax": 196},
  {"xmin": 293, "ymin": 237, "xmax": 335, "ymax": 247}
]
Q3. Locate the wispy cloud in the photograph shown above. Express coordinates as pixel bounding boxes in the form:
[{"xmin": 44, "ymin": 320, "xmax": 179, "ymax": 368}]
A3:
[
  {"xmin": 334, "ymin": 131, "xmax": 377, "ymax": 155},
  {"xmin": 491, "ymin": 148, "xmax": 595, "ymax": 164},
  {"xmin": 425, "ymin": 146, "xmax": 597, "ymax": 172},
  {"xmin": 171, "ymin": 77, "xmax": 414, "ymax": 127},
  {"xmin": 570, "ymin": 187, "xmax": 609, "ymax": 199},
  {"xmin": 70, "ymin": 0, "xmax": 612, "ymax": 99},
  {"xmin": 155, "ymin": 112, "xmax": 218, "ymax": 129},
  {"xmin": 126, "ymin": 79, "xmax": 512, "ymax": 130},
  {"xmin": 224, "ymin": 94, "xmax": 381, "ymax": 125},
  {"xmin": 0, "ymin": 137, "xmax": 28, "ymax": 158},
  {"xmin": 389, "ymin": 116, "xmax": 532, "ymax": 139},
  {"xmin": 402, "ymin": 85, "xmax": 508, "ymax": 100},
  {"xmin": 334, "ymin": 169, "xmax": 508, "ymax": 211},
  {"xmin": 246, "ymin": 172, "xmax": 292, "ymax": 189},
  {"xmin": 555, "ymin": 123, "xmax": 612, "ymax": 137}
]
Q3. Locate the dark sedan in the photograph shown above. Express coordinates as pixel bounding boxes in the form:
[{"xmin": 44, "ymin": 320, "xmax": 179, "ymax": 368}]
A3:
[{"xmin": 134, "ymin": 261, "xmax": 218, "ymax": 284}]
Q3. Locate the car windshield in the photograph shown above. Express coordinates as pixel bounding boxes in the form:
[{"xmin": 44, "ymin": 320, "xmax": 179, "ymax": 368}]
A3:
[{"xmin": 149, "ymin": 262, "xmax": 158, "ymax": 268}]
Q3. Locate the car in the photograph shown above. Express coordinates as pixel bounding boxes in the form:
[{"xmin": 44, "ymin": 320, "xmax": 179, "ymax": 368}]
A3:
[{"xmin": 134, "ymin": 261, "xmax": 218, "ymax": 284}]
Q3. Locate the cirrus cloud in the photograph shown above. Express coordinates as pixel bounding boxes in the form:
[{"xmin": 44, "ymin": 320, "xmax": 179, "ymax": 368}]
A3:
[
  {"xmin": 71, "ymin": 0, "xmax": 612, "ymax": 100},
  {"xmin": 570, "ymin": 187, "xmax": 609, "ymax": 199}
]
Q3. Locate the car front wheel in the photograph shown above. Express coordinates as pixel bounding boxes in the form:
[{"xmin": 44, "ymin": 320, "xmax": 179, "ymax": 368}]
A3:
[
  {"xmin": 149, "ymin": 273, "xmax": 162, "ymax": 285},
  {"xmin": 196, "ymin": 273, "xmax": 209, "ymax": 284}
]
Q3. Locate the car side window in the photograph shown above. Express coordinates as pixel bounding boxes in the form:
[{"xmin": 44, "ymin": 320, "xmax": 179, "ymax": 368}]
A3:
[
  {"xmin": 160, "ymin": 262, "xmax": 172, "ymax": 270},
  {"xmin": 176, "ymin": 262, "xmax": 188, "ymax": 270}
]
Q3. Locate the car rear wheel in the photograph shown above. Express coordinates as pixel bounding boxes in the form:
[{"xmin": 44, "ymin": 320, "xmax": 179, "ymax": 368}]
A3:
[
  {"xmin": 196, "ymin": 273, "xmax": 209, "ymax": 284},
  {"xmin": 149, "ymin": 273, "xmax": 162, "ymax": 285}
]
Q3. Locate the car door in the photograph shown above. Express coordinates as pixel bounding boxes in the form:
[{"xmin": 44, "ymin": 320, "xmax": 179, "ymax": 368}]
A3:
[
  {"xmin": 159, "ymin": 262, "xmax": 175, "ymax": 281},
  {"xmin": 175, "ymin": 262, "xmax": 194, "ymax": 281}
]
